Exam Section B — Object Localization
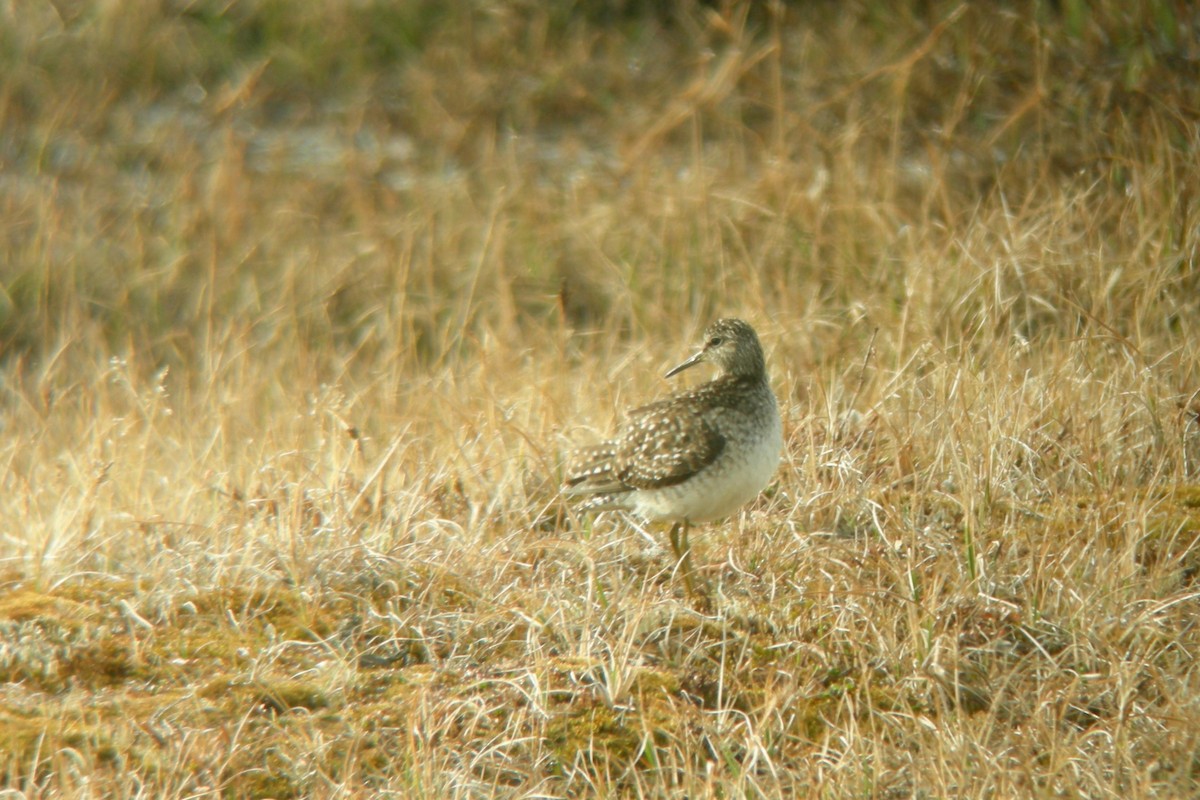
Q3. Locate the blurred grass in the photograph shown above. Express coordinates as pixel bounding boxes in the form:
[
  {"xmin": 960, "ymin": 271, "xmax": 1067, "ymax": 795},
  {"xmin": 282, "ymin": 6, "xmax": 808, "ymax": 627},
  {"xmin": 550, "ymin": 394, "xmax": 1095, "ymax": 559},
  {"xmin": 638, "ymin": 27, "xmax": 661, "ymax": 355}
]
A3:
[{"xmin": 2, "ymin": 0, "xmax": 1196, "ymax": 374}]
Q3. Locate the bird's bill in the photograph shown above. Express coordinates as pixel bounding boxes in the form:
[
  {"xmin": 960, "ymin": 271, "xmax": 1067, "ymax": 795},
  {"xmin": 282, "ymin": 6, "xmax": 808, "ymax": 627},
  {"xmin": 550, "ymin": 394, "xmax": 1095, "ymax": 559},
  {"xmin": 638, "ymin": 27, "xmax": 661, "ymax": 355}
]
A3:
[{"xmin": 664, "ymin": 351, "xmax": 704, "ymax": 378}]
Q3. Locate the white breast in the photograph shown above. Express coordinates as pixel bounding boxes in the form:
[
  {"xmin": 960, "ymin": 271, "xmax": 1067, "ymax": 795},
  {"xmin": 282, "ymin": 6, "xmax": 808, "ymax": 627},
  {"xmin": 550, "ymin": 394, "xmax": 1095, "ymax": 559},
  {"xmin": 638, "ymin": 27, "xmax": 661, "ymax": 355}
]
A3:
[{"xmin": 632, "ymin": 408, "xmax": 782, "ymax": 523}]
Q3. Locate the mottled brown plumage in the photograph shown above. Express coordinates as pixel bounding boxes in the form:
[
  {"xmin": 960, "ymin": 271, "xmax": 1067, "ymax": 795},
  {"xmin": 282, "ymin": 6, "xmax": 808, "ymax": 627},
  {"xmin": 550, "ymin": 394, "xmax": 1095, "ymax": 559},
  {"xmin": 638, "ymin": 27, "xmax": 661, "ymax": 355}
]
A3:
[
  {"xmin": 565, "ymin": 319, "xmax": 783, "ymax": 596},
  {"xmin": 567, "ymin": 398, "xmax": 725, "ymax": 494}
]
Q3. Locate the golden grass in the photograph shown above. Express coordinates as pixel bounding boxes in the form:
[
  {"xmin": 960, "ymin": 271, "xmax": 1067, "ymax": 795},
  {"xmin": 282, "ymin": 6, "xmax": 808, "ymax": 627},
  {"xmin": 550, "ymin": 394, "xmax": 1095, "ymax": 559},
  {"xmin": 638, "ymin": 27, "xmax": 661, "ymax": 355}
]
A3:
[{"xmin": 2, "ymin": 0, "xmax": 1200, "ymax": 796}]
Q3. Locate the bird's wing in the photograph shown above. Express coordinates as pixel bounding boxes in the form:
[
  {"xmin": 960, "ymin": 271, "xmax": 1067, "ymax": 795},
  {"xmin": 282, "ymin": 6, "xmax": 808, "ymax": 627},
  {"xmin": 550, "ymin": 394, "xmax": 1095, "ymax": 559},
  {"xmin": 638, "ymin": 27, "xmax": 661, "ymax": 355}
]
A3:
[
  {"xmin": 564, "ymin": 443, "xmax": 623, "ymax": 493},
  {"xmin": 613, "ymin": 398, "xmax": 726, "ymax": 490}
]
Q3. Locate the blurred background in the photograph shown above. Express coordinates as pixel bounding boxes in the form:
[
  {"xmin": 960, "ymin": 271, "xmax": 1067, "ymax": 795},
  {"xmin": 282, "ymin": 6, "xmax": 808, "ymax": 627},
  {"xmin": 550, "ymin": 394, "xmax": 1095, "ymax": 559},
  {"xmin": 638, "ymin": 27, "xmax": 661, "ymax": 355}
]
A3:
[{"xmin": 4, "ymin": 1, "xmax": 1196, "ymax": 384}]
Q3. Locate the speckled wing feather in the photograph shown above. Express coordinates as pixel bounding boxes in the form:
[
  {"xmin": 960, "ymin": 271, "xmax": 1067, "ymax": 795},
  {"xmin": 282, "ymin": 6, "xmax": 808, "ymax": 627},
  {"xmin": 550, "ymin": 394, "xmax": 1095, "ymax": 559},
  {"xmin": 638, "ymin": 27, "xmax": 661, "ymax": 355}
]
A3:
[
  {"xmin": 565, "ymin": 443, "xmax": 623, "ymax": 493},
  {"xmin": 614, "ymin": 397, "xmax": 726, "ymax": 489},
  {"xmin": 566, "ymin": 395, "xmax": 726, "ymax": 497}
]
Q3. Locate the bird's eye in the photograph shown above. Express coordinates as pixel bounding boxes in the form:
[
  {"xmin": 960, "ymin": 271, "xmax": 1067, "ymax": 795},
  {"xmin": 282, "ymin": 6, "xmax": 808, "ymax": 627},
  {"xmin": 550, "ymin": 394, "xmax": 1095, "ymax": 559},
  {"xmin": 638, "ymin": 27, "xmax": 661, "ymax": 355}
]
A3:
[{"xmin": 708, "ymin": 336, "xmax": 723, "ymax": 347}]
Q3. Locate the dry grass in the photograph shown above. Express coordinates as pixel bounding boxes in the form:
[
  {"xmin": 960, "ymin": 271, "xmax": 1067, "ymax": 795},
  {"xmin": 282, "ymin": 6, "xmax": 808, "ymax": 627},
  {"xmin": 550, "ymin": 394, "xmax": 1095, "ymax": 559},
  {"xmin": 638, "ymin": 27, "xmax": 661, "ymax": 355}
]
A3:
[{"xmin": 2, "ymin": 0, "xmax": 1200, "ymax": 796}]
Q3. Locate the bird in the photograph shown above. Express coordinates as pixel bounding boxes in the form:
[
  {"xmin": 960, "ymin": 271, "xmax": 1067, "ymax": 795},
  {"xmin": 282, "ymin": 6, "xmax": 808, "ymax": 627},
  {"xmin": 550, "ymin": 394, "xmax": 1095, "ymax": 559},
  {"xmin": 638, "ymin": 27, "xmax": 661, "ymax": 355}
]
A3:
[{"xmin": 564, "ymin": 318, "xmax": 783, "ymax": 596}]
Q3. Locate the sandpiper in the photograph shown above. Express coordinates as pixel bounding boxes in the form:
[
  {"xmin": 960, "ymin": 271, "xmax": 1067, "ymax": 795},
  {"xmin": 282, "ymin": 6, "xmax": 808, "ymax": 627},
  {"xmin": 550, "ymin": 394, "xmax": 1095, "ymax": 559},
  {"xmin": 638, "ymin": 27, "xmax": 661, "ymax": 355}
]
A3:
[{"xmin": 565, "ymin": 318, "xmax": 783, "ymax": 594}]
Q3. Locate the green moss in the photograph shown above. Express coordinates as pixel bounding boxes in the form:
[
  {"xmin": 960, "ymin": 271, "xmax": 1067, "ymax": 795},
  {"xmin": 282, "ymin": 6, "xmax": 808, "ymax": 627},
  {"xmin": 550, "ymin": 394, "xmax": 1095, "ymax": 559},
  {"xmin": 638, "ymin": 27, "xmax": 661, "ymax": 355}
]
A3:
[
  {"xmin": 0, "ymin": 585, "xmax": 147, "ymax": 691},
  {"xmin": 629, "ymin": 667, "xmax": 681, "ymax": 696},
  {"xmin": 231, "ymin": 771, "xmax": 301, "ymax": 800},
  {"xmin": 1172, "ymin": 485, "xmax": 1200, "ymax": 510},
  {"xmin": 60, "ymin": 637, "xmax": 141, "ymax": 688},
  {"xmin": 184, "ymin": 585, "xmax": 335, "ymax": 641},
  {"xmin": 546, "ymin": 700, "xmax": 645, "ymax": 770},
  {"xmin": 1137, "ymin": 489, "xmax": 1200, "ymax": 586},
  {"xmin": 0, "ymin": 713, "xmax": 54, "ymax": 782},
  {"xmin": 0, "ymin": 707, "xmax": 162, "ymax": 787},
  {"xmin": 0, "ymin": 588, "xmax": 94, "ymax": 626},
  {"xmin": 200, "ymin": 676, "xmax": 333, "ymax": 715}
]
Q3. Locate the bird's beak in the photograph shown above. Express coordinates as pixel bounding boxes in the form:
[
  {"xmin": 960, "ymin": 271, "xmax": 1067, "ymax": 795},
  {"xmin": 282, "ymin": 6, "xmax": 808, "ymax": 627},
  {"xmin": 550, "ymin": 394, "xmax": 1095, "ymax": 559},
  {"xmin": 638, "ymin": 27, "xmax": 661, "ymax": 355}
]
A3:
[{"xmin": 664, "ymin": 350, "xmax": 705, "ymax": 379}]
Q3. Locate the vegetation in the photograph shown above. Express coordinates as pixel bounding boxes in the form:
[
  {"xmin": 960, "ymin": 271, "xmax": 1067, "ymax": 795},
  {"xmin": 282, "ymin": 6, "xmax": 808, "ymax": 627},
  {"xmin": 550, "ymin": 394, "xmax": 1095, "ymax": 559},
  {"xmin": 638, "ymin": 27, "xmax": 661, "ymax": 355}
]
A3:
[{"xmin": 2, "ymin": 0, "xmax": 1199, "ymax": 796}]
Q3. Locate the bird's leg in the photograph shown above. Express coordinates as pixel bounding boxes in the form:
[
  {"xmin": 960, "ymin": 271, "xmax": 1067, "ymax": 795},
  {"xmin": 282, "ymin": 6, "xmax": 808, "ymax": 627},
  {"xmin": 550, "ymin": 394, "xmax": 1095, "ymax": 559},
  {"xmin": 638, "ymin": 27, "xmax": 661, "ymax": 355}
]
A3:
[
  {"xmin": 668, "ymin": 521, "xmax": 683, "ymax": 561},
  {"xmin": 668, "ymin": 521, "xmax": 701, "ymax": 600}
]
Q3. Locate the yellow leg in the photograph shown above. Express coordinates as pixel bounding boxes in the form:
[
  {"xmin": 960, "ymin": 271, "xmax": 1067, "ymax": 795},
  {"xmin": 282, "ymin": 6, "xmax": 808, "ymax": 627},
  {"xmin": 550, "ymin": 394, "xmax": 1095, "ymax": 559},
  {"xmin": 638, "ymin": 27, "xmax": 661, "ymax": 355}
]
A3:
[{"xmin": 667, "ymin": 521, "xmax": 701, "ymax": 600}]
